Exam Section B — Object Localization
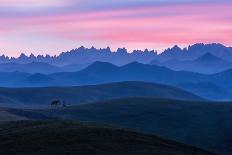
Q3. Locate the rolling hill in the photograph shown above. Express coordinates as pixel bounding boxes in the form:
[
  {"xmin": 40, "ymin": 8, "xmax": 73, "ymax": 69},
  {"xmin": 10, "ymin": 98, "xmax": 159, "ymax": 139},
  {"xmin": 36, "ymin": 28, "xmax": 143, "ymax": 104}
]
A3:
[
  {"xmin": 0, "ymin": 61, "xmax": 205, "ymax": 88},
  {"xmin": 51, "ymin": 61, "xmax": 206, "ymax": 86},
  {"xmin": 0, "ymin": 120, "xmax": 213, "ymax": 155},
  {"xmin": 3, "ymin": 97, "xmax": 232, "ymax": 154},
  {"xmin": 51, "ymin": 62, "xmax": 232, "ymax": 100},
  {"xmin": 0, "ymin": 81, "xmax": 202, "ymax": 107}
]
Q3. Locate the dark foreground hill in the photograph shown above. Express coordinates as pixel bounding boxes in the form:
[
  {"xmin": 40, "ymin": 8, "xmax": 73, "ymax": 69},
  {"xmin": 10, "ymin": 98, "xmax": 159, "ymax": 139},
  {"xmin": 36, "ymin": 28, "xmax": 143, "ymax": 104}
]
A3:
[
  {"xmin": 0, "ymin": 81, "xmax": 202, "ymax": 107},
  {"xmin": 0, "ymin": 121, "xmax": 213, "ymax": 155},
  {"xmin": 7, "ymin": 98, "xmax": 232, "ymax": 154}
]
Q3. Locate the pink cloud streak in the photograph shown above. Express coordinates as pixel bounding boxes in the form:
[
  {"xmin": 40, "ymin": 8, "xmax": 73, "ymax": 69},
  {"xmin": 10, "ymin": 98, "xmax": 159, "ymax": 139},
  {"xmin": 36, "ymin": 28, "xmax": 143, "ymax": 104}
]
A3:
[{"xmin": 0, "ymin": 2, "xmax": 231, "ymax": 56}]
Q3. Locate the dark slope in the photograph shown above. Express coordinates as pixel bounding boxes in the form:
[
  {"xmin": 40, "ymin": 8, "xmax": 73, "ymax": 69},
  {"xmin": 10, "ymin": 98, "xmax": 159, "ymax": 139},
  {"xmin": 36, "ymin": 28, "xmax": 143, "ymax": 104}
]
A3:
[
  {"xmin": 0, "ymin": 109, "xmax": 28, "ymax": 121},
  {"xmin": 0, "ymin": 81, "xmax": 202, "ymax": 107},
  {"xmin": 0, "ymin": 121, "xmax": 213, "ymax": 155},
  {"xmin": 15, "ymin": 98, "xmax": 232, "ymax": 154}
]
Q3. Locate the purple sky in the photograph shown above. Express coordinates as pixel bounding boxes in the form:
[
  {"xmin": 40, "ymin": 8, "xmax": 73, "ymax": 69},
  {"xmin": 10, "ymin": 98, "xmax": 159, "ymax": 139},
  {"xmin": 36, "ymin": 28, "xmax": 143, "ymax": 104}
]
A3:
[{"xmin": 0, "ymin": 0, "xmax": 231, "ymax": 56}]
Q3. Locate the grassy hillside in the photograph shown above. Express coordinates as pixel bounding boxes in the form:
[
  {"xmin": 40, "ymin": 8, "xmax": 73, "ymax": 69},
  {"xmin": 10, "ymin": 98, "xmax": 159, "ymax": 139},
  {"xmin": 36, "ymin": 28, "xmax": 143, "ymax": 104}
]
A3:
[
  {"xmin": 0, "ymin": 109, "xmax": 28, "ymax": 122},
  {"xmin": 0, "ymin": 81, "xmax": 202, "ymax": 107},
  {"xmin": 0, "ymin": 120, "xmax": 213, "ymax": 155},
  {"xmin": 8, "ymin": 97, "xmax": 232, "ymax": 154}
]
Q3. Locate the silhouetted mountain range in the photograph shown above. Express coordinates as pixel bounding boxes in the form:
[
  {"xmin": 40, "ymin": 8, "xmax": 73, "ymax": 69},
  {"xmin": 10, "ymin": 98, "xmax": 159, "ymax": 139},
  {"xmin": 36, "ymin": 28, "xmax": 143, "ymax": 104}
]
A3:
[
  {"xmin": 1, "ymin": 43, "xmax": 231, "ymax": 68},
  {"xmin": 157, "ymin": 43, "xmax": 232, "ymax": 62},
  {"xmin": 0, "ymin": 47, "xmax": 157, "ymax": 66}
]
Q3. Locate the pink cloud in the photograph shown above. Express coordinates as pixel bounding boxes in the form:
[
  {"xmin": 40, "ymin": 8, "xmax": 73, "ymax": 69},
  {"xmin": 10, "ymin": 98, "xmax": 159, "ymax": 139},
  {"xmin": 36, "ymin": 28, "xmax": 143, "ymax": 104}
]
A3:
[{"xmin": 0, "ymin": 2, "xmax": 231, "ymax": 56}]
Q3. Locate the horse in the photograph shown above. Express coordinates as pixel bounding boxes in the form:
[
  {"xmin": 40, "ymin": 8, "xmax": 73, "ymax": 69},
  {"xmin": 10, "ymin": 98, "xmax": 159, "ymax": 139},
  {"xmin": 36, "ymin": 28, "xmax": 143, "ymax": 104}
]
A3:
[{"xmin": 51, "ymin": 100, "xmax": 60, "ymax": 107}]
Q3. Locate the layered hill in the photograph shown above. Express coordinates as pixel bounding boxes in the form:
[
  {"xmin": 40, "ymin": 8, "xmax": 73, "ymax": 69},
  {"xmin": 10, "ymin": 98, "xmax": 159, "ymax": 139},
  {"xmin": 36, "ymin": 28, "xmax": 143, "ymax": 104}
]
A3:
[
  {"xmin": 151, "ymin": 53, "xmax": 232, "ymax": 74},
  {"xmin": 50, "ymin": 62, "xmax": 232, "ymax": 100},
  {"xmin": 1, "ymin": 61, "xmax": 232, "ymax": 100},
  {"xmin": 0, "ymin": 62, "xmax": 89, "ymax": 74},
  {"xmin": 50, "ymin": 61, "xmax": 205, "ymax": 86},
  {"xmin": 0, "ymin": 81, "xmax": 202, "ymax": 107}
]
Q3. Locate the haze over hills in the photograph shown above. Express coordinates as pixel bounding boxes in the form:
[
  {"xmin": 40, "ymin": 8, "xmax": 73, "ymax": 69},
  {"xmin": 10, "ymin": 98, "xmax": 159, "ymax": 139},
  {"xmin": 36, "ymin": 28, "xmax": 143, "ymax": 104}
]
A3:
[
  {"xmin": 0, "ymin": 62, "xmax": 89, "ymax": 74},
  {"xmin": 50, "ymin": 62, "xmax": 232, "ymax": 100},
  {"xmin": 0, "ymin": 44, "xmax": 232, "ymax": 100},
  {"xmin": 151, "ymin": 53, "xmax": 232, "ymax": 74},
  {"xmin": 2, "ymin": 61, "xmax": 232, "ymax": 100}
]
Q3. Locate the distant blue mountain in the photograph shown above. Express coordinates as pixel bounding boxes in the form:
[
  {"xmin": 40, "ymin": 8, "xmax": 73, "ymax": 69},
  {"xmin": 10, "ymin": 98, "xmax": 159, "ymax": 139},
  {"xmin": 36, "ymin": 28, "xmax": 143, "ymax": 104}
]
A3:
[
  {"xmin": 195, "ymin": 52, "xmax": 223, "ymax": 62},
  {"xmin": 1, "ymin": 43, "xmax": 231, "ymax": 66},
  {"xmin": 5, "ymin": 52, "xmax": 231, "ymax": 74},
  {"xmin": 157, "ymin": 43, "xmax": 232, "ymax": 62},
  {"xmin": 0, "ymin": 62, "xmax": 60, "ymax": 74},
  {"xmin": 21, "ymin": 73, "xmax": 57, "ymax": 87},
  {"xmin": 151, "ymin": 53, "xmax": 232, "ymax": 74},
  {"xmin": 0, "ymin": 62, "xmax": 89, "ymax": 74},
  {"xmin": 1, "ymin": 61, "xmax": 232, "ymax": 100},
  {"xmin": 43, "ymin": 62, "xmax": 232, "ymax": 100}
]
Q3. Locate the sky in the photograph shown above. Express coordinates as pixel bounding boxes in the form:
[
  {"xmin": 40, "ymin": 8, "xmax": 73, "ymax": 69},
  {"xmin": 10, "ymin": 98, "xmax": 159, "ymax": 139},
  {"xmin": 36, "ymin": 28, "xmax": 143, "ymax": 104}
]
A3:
[{"xmin": 0, "ymin": 0, "xmax": 231, "ymax": 56}]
